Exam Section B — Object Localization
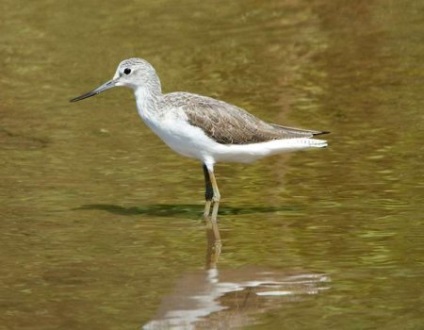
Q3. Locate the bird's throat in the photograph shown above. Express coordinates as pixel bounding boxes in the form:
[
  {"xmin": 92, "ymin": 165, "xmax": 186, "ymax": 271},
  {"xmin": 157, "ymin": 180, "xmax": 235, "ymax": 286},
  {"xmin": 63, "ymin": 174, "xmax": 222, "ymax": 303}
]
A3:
[{"xmin": 134, "ymin": 86, "xmax": 162, "ymax": 120}]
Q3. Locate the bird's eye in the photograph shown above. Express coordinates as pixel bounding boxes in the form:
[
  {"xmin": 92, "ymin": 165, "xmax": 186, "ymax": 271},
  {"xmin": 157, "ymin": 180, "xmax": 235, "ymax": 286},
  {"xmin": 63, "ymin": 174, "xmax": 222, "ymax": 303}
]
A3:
[{"xmin": 124, "ymin": 68, "xmax": 131, "ymax": 75}]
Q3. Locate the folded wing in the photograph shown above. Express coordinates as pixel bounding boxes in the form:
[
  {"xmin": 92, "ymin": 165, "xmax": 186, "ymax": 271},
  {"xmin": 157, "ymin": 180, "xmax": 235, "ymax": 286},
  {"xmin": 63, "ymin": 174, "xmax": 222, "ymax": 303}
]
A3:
[{"xmin": 164, "ymin": 92, "xmax": 328, "ymax": 145}]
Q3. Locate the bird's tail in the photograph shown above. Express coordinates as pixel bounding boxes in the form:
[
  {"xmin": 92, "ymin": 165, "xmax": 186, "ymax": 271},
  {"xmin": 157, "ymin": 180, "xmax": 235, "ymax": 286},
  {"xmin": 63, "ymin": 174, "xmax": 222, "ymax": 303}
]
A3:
[
  {"xmin": 307, "ymin": 138, "xmax": 328, "ymax": 148},
  {"xmin": 272, "ymin": 137, "xmax": 328, "ymax": 150}
]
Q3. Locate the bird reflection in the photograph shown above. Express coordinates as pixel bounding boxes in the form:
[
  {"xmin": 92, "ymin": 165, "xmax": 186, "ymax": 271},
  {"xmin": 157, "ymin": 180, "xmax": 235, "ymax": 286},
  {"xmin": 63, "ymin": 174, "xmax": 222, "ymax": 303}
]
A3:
[
  {"xmin": 143, "ymin": 220, "xmax": 330, "ymax": 330},
  {"xmin": 205, "ymin": 217, "xmax": 222, "ymax": 270}
]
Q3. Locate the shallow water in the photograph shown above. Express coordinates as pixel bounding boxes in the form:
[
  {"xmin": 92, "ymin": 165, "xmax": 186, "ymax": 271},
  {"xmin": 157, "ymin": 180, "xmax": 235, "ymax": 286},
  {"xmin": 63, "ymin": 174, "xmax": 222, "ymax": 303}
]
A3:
[{"xmin": 1, "ymin": 0, "xmax": 423, "ymax": 329}]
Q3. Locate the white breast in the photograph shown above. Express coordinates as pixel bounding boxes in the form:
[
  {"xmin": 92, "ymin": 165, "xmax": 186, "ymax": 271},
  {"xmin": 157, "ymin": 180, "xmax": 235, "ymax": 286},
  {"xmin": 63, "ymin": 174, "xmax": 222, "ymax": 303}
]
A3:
[
  {"xmin": 137, "ymin": 104, "xmax": 219, "ymax": 163},
  {"xmin": 134, "ymin": 91, "xmax": 327, "ymax": 166}
]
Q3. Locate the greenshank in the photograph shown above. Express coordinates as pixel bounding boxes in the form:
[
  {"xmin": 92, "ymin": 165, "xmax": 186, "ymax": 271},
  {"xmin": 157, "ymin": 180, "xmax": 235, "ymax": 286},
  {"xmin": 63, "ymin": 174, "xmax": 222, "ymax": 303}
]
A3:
[{"xmin": 70, "ymin": 58, "xmax": 329, "ymax": 222}]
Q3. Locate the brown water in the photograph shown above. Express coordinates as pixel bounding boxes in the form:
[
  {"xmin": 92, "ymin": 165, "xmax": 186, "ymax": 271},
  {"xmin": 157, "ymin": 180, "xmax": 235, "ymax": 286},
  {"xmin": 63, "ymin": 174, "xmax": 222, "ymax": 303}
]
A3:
[{"xmin": 1, "ymin": 0, "xmax": 423, "ymax": 329}]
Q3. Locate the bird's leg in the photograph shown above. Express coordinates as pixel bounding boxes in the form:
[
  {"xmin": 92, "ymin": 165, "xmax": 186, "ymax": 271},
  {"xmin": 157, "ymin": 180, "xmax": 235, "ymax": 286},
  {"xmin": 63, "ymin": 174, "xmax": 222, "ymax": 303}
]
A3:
[
  {"xmin": 202, "ymin": 164, "xmax": 214, "ymax": 220},
  {"xmin": 203, "ymin": 163, "xmax": 222, "ymax": 246},
  {"xmin": 207, "ymin": 166, "xmax": 221, "ymax": 223}
]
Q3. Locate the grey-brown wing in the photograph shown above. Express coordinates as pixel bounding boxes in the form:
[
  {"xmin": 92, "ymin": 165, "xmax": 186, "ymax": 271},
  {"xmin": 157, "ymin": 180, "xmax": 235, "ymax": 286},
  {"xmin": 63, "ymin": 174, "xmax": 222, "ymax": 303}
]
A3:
[
  {"xmin": 269, "ymin": 124, "xmax": 329, "ymax": 137},
  {"xmin": 164, "ymin": 92, "xmax": 324, "ymax": 144}
]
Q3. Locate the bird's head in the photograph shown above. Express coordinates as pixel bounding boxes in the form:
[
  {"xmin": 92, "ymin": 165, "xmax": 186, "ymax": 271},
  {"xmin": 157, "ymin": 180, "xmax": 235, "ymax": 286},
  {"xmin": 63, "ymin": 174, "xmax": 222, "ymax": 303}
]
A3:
[{"xmin": 70, "ymin": 58, "xmax": 160, "ymax": 102}]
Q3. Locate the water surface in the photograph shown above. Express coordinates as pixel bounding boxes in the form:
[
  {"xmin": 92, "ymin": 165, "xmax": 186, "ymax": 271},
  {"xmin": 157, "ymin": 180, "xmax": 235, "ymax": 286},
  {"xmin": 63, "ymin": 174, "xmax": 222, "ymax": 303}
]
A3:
[{"xmin": 1, "ymin": 0, "xmax": 423, "ymax": 329}]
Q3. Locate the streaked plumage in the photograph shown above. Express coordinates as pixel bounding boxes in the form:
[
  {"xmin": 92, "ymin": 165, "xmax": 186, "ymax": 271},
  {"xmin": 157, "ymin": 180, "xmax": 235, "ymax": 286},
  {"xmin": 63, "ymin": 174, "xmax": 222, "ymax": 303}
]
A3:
[
  {"xmin": 70, "ymin": 58, "xmax": 329, "ymax": 224},
  {"xmin": 163, "ymin": 92, "xmax": 326, "ymax": 145}
]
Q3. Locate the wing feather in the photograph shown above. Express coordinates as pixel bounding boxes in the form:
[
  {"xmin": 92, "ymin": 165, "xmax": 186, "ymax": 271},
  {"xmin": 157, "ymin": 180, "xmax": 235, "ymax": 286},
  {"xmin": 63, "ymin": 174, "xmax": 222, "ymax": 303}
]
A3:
[{"xmin": 163, "ymin": 92, "xmax": 327, "ymax": 144}]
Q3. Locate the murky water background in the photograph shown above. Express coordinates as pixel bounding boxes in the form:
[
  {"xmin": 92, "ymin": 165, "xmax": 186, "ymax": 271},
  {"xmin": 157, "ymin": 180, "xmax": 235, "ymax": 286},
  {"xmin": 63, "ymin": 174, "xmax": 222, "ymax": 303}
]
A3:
[{"xmin": 1, "ymin": 0, "xmax": 423, "ymax": 329}]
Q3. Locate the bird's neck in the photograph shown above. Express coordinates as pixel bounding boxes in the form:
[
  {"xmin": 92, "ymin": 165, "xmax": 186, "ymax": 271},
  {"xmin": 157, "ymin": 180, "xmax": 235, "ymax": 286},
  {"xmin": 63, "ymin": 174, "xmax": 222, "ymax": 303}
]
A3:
[{"xmin": 134, "ymin": 78, "xmax": 163, "ymax": 120}]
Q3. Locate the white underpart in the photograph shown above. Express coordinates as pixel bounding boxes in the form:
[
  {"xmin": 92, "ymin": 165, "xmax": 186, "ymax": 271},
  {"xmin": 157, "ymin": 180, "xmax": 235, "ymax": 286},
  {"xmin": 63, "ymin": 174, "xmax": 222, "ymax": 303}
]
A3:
[{"xmin": 135, "ymin": 88, "xmax": 327, "ymax": 167}]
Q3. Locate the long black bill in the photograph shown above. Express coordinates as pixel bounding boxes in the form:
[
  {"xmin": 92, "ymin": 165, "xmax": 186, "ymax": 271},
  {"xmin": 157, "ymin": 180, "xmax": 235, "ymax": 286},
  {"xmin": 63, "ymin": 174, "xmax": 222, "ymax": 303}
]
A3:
[{"xmin": 70, "ymin": 79, "xmax": 117, "ymax": 102}]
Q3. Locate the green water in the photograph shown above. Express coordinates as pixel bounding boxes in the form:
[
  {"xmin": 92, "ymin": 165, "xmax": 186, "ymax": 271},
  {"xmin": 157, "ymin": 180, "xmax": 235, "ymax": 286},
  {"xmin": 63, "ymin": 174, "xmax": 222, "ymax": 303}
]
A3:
[{"xmin": 1, "ymin": 0, "xmax": 423, "ymax": 329}]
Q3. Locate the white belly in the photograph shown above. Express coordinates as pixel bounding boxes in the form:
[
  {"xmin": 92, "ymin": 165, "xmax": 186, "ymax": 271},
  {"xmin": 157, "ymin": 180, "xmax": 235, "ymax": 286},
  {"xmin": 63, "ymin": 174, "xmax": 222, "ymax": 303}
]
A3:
[
  {"xmin": 140, "ymin": 110, "xmax": 216, "ymax": 161},
  {"xmin": 138, "ymin": 108, "xmax": 327, "ymax": 166}
]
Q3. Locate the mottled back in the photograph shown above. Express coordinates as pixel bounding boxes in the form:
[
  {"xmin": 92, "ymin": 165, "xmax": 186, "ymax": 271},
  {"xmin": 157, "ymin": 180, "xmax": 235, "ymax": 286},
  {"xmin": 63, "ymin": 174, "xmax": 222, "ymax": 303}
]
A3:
[{"xmin": 163, "ymin": 92, "xmax": 325, "ymax": 145}]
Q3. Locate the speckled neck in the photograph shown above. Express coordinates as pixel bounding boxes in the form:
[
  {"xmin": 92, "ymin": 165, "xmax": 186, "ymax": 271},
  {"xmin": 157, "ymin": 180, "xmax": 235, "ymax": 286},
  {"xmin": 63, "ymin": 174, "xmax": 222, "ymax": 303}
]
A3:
[{"xmin": 134, "ymin": 75, "xmax": 163, "ymax": 120}]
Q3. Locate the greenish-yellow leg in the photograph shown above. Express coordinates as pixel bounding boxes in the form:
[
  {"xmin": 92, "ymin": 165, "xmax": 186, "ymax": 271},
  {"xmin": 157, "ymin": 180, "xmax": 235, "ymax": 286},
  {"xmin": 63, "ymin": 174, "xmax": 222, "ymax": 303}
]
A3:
[
  {"xmin": 203, "ymin": 164, "xmax": 221, "ymax": 251},
  {"xmin": 202, "ymin": 164, "xmax": 221, "ymax": 223},
  {"xmin": 202, "ymin": 164, "xmax": 213, "ymax": 219}
]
